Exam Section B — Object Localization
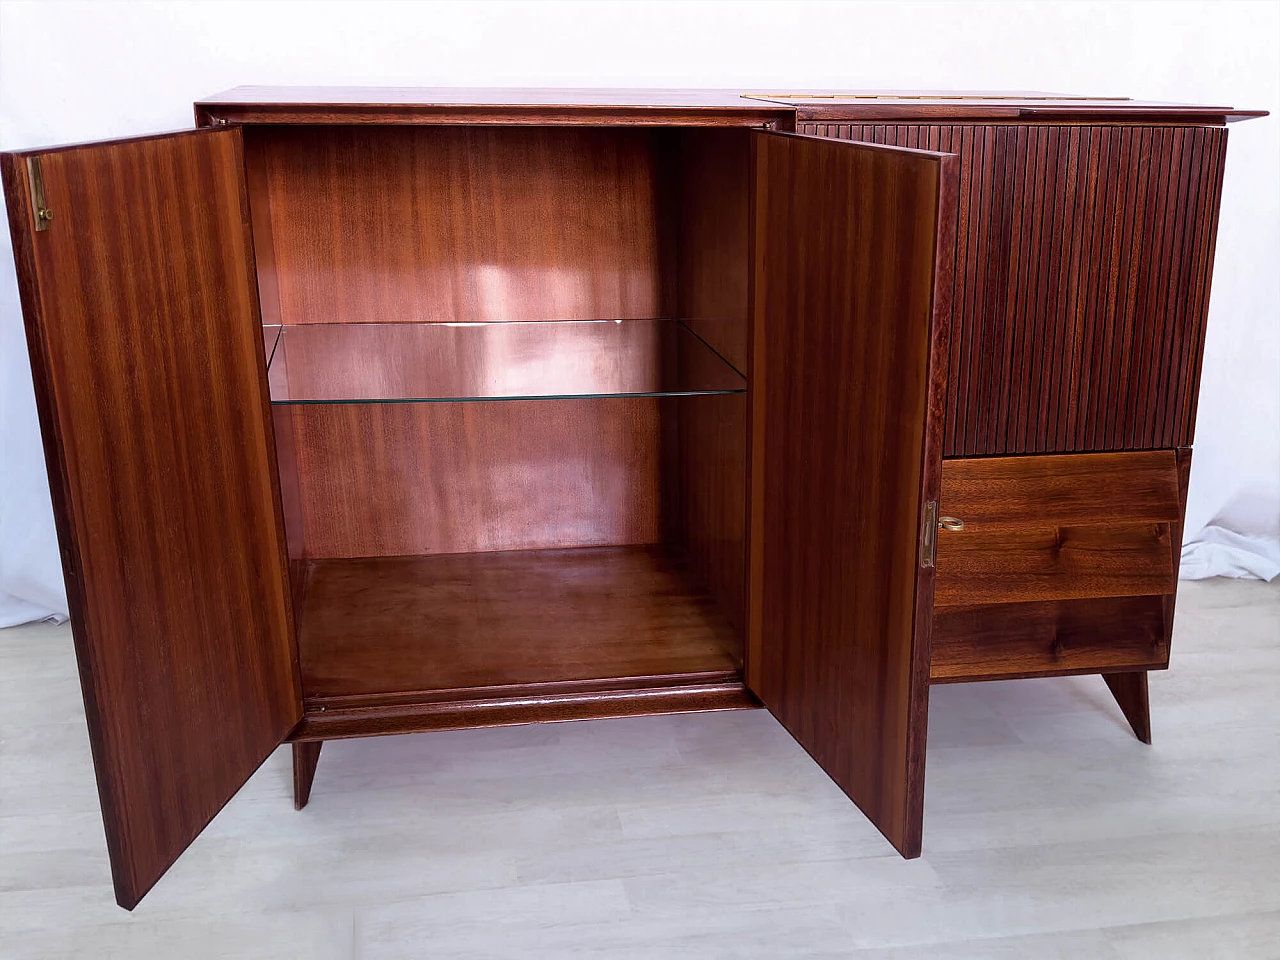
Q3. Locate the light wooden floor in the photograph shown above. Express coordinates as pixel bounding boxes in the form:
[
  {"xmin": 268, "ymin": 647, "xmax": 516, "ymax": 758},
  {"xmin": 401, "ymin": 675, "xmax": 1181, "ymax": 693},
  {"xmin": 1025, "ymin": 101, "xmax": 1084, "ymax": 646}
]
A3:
[{"xmin": 1, "ymin": 578, "xmax": 1278, "ymax": 958}]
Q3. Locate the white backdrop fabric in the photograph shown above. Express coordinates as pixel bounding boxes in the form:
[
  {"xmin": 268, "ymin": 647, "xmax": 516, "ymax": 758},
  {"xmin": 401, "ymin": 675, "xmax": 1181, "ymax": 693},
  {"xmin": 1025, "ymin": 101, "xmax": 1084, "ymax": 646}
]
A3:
[{"xmin": 1, "ymin": 0, "xmax": 1277, "ymax": 625}]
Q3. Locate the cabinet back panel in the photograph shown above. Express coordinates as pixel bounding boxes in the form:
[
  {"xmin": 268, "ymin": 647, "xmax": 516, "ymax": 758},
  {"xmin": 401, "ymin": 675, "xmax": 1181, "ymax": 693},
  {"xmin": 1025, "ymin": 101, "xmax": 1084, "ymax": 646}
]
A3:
[
  {"xmin": 278, "ymin": 399, "xmax": 666, "ymax": 558},
  {"xmin": 250, "ymin": 125, "xmax": 667, "ymax": 324},
  {"xmin": 801, "ymin": 123, "xmax": 1227, "ymax": 455}
]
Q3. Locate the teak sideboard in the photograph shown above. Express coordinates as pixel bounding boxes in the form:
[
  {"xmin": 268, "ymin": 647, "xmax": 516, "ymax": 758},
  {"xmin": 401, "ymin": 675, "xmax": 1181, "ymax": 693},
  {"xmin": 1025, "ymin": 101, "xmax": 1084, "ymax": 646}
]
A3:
[{"xmin": 2, "ymin": 88, "xmax": 1266, "ymax": 908}]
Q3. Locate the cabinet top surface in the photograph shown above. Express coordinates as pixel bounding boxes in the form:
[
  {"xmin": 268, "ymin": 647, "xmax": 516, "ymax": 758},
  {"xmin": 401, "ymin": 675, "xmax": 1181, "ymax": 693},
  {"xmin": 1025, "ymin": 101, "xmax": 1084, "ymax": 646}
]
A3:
[{"xmin": 195, "ymin": 86, "xmax": 1265, "ymax": 123}]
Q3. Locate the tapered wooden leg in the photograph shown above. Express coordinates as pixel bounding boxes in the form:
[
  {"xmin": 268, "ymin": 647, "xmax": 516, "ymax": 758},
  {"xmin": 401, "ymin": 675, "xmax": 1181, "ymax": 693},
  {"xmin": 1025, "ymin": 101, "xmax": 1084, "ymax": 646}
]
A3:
[
  {"xmin": 1103, "ymin": 671, "xmax": 1151, "ymax": 744},
  {"xmin": 292, "ymin": 741, "xmax": 322, "ymax": 810}
]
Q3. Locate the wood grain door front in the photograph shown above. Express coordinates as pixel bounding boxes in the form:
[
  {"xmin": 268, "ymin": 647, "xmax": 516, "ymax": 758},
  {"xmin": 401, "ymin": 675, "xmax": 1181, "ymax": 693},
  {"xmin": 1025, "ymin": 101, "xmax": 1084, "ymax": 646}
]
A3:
[
  {"xmin": 931, "ymin": 451, "xmax": 1185, "ymax": 682},
  {"xmin": 2, "ymin": 128, "xmax": 301, "ymax": 909},
  {"xmin": 747, "ymin": 131, "xmax": 956, "ymax": 858}
]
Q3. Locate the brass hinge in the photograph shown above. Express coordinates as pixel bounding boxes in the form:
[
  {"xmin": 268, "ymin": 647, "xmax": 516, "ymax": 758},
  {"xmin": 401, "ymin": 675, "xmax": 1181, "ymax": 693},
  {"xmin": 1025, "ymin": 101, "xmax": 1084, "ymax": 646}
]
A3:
[
  {"xmin": 920, "ymin": 500, "xmax": 938, "ymax": 568},
  {"xmin": 28, "ymin": 157, "xmax": 53, "ymax": 231}
]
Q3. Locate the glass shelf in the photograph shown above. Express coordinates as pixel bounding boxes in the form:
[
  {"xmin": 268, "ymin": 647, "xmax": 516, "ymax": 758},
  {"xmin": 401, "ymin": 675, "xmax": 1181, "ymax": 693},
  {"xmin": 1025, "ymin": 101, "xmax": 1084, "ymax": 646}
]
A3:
[{"xmin": 264, "ymin": 319, "xmax": 746, "ymax": 404}]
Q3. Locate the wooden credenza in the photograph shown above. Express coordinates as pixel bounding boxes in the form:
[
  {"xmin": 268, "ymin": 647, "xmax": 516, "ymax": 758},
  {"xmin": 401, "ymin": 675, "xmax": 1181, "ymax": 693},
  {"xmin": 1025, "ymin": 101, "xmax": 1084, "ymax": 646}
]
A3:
[{"xmin": 2, "ymin": 89, "xmax": 1264, "ymax": 908}]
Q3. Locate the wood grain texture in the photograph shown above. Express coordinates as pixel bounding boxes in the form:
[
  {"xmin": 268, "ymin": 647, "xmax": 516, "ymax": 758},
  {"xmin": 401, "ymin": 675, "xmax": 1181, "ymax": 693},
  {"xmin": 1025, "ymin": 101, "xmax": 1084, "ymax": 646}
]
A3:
[
  {"xmin": 932, "ymin": 452, "xmax": 1181, "ymax": 683},
  {"xmin": 676, "ymin": 129, "xmax": 752, "ymax": 372},
  {"xmin": 295, "ymin": 546, "xmax": 742, "ymax": 698},
  {"xmin": 748, "ymin": 131, "xmax": 952, "ymax": 857},
  {"xmin": 1162, "ymin": 447, "xmax": 1194, "ymax": 651},
  {"xmin": 197, "ymin": 87, "xmax": 792, "ymax": 127},
  {"xmin": 279, "ymin": 398, "xmax": 665, "ymax": 559},
  {"xmin": 250, "ymin": 126, "xmax": 670, "ymax": 326},
  {"xmin": 1103, "ymin": 671, "xmax": 1153, "ymax": 743},
  {"xmin": 675, "ymin": 391, "xmax": 747, "ymax": 640},
  {"xmin": 290, "ymin": 678, "xmax": 757, "ymax": 741},
  {"xmin": 193, "ymin": 85, "xmax": 1266, "ymax": 125},
  {"xmin": 801, "ymin": 123, "xmax": 1228, "ymax": 455},
  {"xmin": 778, "ymin": 94, "xmax": 1263, "ymax": 124},
  {"xmin": 1, "ymin": 129, "xmax": 301, "ymax": 909},
  {"xmin": 934, "ymin": 522, "xmax": 1174, "ymax": 606},
  {"xmin": 930, "ymin": 595, "xmax": 1169, "ymax": 682},
  {"xmin": 674, "ymin": 129, "xmax": 752, "ymax": 640},
  {"xmin": 939, "ymin": 450, "xmax": 1182, "ymax": 522},
  {"xmin": 291, "ymin": 741, "xmax": 322, "ymax": 810}
]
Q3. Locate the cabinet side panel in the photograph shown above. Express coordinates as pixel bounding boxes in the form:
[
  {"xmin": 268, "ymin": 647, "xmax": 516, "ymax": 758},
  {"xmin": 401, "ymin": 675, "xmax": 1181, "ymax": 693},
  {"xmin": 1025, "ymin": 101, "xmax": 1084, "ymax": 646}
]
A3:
[
  {"xmin": 801, "ymin": 123, "xmax": 1226, "ymax": 455},
  {"xmin": 675, "ymin": 129, "xmax": 751, "ymax": 639},
  {"xmin": 1, "ymin": 130, "xmax": 300, "ymax": 908},
  {"xmin": 677, "ymin": 129, "xmax": 751, "ymax": 371}
]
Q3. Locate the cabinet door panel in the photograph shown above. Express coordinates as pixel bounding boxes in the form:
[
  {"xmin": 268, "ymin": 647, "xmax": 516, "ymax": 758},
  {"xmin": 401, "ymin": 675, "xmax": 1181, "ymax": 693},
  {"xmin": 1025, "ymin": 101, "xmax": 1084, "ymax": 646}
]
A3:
[
  {"xmin": 800, "ymin": 123, "xmax": 1228, "ymax": 456},
  {"xmin": 2, "ymin": 128, "xmax": 301, "ymax": 909},
  {"xmin": 747, "ymin": 132, "xmax": 955, "ymax": 857}
]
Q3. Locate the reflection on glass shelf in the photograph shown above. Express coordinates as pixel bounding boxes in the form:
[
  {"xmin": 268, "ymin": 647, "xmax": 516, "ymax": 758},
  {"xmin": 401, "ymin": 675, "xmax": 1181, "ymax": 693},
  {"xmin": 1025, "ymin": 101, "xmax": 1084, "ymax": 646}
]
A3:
[{"xmin": 266, "ymin": 319, "xmax": 746, "ymax": 404}]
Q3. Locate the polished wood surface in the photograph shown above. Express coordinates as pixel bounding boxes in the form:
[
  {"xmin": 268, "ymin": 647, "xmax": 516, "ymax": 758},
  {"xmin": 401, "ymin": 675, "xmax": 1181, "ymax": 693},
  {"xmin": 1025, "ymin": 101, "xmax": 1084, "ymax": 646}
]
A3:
[
  {"xmin": 1103, "ymin": 671, "xmax": 1153, "ymax": 744},
  {"xmin": 676, "ymin": 129, "xmax": 751, "ymax": 372},
  {"xmin": 5, "ymin": 87, "xmax": 1257, "ymax": 895},
  {"xmin": 675, "ymin": 391, "xmax": 748, "ymax": 639},
  {"xmin": 266, "ymin": 319, "xmax": 744, "ymax": 402},
  {"xmin": 295, "ymin": 545, "xmax": 741, "ymax": 699},
  {"xmin": 194, "ymin": 86, "xmax": 1265, "ymax": 126},
  {"xmin": 243, "ymin": 129, "xmax": 282, "ymax": 328},
  {"xmin": 1, "ymin": 129, "xmax": 301, "ymax": 909},
  {"xmin": 938, "ymin": 450, "xmax": 1182, "ymax": 524},
  {"xmin": 251, "ymin": 126, "xmax": 669, "ymax": 325},
  {"xmin": 198, "ymin": 87, "xmax": 792, "ymax": 127},
  {"xmin": 931, "ymin": 595, "xmax": 1168, "ymax": 682},
  {"xmin": 673, "ymin": 129, "xmax": 752, "ymax": 639},
  {"xmin": 291, "ymin": 741, "xmax": 322, "ymax": 810},
  {"xmin": 802, "ymin": 123, "xmax": 1228, "ymax": 456},
  {"xmin": 748, "ymin": 131, "xmax": 954, "ymax": 857},
  {"xmin": 784, "ymin": 97, "xmax": 1263, "ymax": 124},
  {"xmin": 935, "ymin": 523, "xmax": 1175, "ymax": 607},
  {"xmin": 290, "ymin": 677, "xmax": 757, "ymax": 741},
  {"xmin": 1162, "ymin": 447, "xmax": 1195, "ymax": 652},
  {"xmin": 932, "ymin": 452, "xmax": 1181, "ymax": 683},
  {"xmin": 277, "ymin": 398, "xmax": 666, "ymax": 559}
]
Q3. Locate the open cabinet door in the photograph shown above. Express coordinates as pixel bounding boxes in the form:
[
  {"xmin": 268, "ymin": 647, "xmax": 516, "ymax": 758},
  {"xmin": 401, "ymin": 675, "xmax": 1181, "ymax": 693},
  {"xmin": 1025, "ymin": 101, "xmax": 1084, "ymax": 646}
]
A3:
[
  {"xmin": 2, "ymin": 128, "xmax": 301, "ymax": 908},
  {"xmin": 747, "ymin": 131, "xmax": 956, "ymax": 857}
]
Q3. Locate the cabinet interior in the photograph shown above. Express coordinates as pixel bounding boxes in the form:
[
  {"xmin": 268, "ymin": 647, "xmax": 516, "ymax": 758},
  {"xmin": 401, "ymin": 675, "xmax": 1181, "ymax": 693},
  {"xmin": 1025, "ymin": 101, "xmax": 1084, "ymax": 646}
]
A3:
[{"xmin": 245, "ymin": 124, "xmax": 753, "ymax": 706}]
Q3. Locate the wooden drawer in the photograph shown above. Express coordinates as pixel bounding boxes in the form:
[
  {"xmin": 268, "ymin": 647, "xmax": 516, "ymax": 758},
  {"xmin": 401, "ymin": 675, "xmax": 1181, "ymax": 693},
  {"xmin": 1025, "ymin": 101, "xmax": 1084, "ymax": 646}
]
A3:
[{"xmin": 931, "ymin": 452, "xmax": 1184, "ymax": 682}]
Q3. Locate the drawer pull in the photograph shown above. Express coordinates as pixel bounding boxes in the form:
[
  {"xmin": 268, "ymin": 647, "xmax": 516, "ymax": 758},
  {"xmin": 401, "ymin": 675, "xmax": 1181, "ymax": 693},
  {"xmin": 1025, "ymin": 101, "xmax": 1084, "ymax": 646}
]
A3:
[{"xmin": 938, "ymin": 516, "xmax": 965, "ymax": 532}]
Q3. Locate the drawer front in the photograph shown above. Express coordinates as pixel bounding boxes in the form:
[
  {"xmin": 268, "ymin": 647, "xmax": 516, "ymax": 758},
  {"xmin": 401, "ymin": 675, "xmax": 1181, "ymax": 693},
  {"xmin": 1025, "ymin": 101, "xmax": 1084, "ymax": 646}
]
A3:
[{"xmin": 931, "ymin": 451, "xmax": 1184, "ymax": 682}]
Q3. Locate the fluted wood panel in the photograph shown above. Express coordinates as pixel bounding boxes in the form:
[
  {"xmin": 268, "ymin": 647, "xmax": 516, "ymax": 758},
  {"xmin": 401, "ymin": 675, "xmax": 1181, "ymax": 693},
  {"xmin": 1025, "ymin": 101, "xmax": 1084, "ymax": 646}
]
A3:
[{"xmin": 800, "ymin": 123, "xmax": 1227, "ymax": 456}]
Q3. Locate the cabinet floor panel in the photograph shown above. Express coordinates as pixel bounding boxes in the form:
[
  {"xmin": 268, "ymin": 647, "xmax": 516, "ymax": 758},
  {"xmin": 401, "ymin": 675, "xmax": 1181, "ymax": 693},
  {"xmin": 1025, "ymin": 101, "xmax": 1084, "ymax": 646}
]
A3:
[{"xmin": 296, "ymin": 545, "xmax": 743, "ymax": 698}]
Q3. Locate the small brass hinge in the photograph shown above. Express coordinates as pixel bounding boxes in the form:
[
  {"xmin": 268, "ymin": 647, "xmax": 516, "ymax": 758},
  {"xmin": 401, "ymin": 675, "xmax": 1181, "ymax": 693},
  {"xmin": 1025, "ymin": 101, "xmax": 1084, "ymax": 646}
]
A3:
[
  {"xmin": 27, "ymin": 157, "xmax": 53, "ymax": 231},
  {"xmin": 920, "ymin": 500, "xmax": 939, "ymax": 568}
]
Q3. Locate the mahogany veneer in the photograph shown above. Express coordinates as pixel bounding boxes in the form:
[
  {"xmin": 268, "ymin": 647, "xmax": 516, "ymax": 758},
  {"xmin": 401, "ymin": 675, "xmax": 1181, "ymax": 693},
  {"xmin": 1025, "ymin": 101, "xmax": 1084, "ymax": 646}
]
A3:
[
  {"xmin": 802, "ymin": 123, "xmax": 1228, "ymax": 456},
  {"xmin": 932, "ymin": 452, "xmax": 1183, "ymax": 683},
  {"xmin": 4, "ymin": 88, "xmax": 1262, "ymax": 909},
  {"xmin": 296, "ymin": 546, "xmax": 741, "ymax": 699},
  {"xmin": 1, "ymin": 131, "xmax": 300, "ymax": 910}
]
